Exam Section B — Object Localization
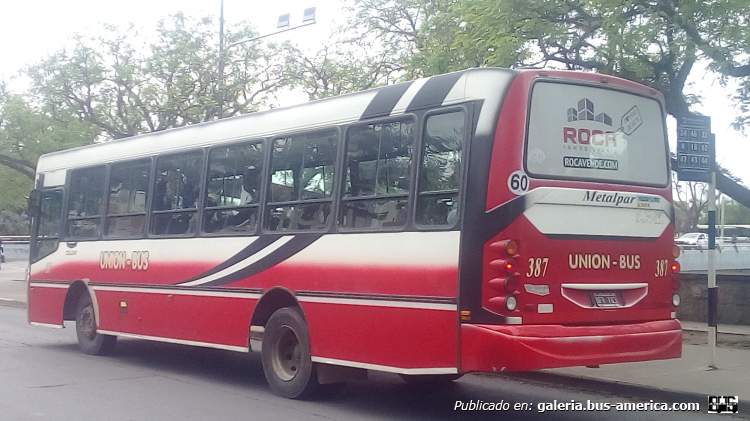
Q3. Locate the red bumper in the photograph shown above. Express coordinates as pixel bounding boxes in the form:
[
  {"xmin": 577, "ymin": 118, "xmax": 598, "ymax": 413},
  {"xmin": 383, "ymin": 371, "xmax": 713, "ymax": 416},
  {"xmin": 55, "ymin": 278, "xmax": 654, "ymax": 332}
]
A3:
[{"xmin": 460, "ymin": 319, "xmax": 682, "ymax": 372}]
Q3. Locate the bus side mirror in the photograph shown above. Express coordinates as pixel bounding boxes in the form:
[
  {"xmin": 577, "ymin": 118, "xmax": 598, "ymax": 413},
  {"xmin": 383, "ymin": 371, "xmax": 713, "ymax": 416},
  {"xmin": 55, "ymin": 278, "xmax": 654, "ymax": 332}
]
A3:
[{"xmin": 28, "ymin": 189, "xmax": 42, "ymax": 217}]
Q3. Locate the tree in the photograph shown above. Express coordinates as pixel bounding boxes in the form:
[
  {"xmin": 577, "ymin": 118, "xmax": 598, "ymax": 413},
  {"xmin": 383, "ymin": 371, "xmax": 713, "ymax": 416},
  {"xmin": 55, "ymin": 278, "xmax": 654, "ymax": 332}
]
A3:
[
  {"xmin": 280, "ymin": 39, "xmax": 405, "ymax": 101},
  {"xmin": 343, "ymin": 0, "xmax": 750, "ymax": 121},
  {"xmin": 0, "ymin": 13, "xmax": 293, "ymax": 213},
  {"xmin": 24, "ymin": 14, "xmax": 286, "ymax": 141},
  {"xmin": 673, "ymin": 163, "xmax": 745, "ymax": 233},
  {"xmin": 0, "ymin": 93, "xmax": 97, "ymax": 181},
  {"xmin": 719, "ymin": 200, "xmax": 750, "ymax": 225},
  {"xmin": 0, "ymin": 14, "xmax": 291, "ymax": 185}
]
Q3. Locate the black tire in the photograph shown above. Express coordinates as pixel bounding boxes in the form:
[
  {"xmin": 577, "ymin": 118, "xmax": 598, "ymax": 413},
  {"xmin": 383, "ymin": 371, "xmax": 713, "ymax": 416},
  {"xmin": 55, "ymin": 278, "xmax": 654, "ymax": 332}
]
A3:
[
  {"xmin": 75, "ymin": 293, "xmax": 116, "ymax": 355},
  {"xmin": 261, "ymin": 307, "xmax": 320, "ymax": 399}
]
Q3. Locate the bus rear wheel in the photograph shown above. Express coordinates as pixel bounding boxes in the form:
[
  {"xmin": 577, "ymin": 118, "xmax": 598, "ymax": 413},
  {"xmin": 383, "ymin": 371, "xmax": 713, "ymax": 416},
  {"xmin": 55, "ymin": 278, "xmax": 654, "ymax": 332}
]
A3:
[
  {"xmin": 261, "ymin": 307, "xmax": 320, "ymax": 399},
  {"xmin": 75, "ymin": 294, "xmax": 116, "ymax": 355}
]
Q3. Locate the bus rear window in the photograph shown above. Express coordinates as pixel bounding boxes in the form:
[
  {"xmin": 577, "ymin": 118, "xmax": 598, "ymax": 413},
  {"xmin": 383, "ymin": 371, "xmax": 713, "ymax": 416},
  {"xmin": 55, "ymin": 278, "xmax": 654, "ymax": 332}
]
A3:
[{"xmin": 526, "ymin": 82, "xmax": 668, "ymax": 186}]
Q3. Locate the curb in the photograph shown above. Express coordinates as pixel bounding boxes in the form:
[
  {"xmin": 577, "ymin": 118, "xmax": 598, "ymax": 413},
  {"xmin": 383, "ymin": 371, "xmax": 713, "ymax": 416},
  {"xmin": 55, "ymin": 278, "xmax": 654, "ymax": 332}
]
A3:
[
  {"xmin": 498, "ymin": 371, "xmax": 750, "ymax": 415},
  {"xmin": 0, "ymin": 298, "xmax": 26, "ymax": 309}
]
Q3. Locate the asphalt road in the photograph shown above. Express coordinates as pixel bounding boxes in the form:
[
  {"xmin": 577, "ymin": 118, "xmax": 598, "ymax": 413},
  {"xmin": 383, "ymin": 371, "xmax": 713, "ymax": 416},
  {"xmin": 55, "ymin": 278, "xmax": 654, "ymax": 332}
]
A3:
[{"xmin": 0, "ymin": 305, "xmax": 728, "ymax": 421}]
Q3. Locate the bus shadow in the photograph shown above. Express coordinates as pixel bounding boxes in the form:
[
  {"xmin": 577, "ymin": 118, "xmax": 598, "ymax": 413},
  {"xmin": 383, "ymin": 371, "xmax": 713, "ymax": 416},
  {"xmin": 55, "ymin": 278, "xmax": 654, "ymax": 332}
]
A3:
[
  {"xmin": 109, "ymin": 337, "xmax": 268, "ymax": 390},
  {"xmin": 49, "ymin": 337, "xmax": 561, "ymax": 420}
]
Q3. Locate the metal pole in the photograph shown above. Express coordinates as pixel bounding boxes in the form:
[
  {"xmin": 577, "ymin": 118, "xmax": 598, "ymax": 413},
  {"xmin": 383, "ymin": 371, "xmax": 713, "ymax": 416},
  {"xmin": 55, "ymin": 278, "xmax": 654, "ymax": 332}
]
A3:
[
  {"xmin": 720, "ymin": 194, "xmax": 725, "ymax": 239},
  {"xmin": 707, "ymin": 170, "xmax": 718, "ymax": 369},
  {"xmin": 218, "ymin": 0, "xmax": 225, "ymax": 119}
]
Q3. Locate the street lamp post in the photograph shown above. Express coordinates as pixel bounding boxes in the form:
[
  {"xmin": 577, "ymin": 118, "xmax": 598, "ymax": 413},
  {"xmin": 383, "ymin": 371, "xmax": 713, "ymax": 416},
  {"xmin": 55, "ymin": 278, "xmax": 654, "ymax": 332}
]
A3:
[
  {"xmin": 217, "ymin": 3, "xmax": 316, "ymax": 119},
  {"xmin": 218, "ymin": 0, "xmax": 226, "ymax": 119}
]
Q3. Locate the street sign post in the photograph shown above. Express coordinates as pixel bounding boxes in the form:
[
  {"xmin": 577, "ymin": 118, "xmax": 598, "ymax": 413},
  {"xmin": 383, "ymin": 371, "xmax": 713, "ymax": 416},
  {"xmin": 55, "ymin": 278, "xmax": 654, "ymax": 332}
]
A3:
[
  {"xmin": 675, "ymin": 112, "xmax": 718, "ymax": 368},
  {"xmin": 675, "ymin": 113, "xmax": 713, "ymax": 182}
]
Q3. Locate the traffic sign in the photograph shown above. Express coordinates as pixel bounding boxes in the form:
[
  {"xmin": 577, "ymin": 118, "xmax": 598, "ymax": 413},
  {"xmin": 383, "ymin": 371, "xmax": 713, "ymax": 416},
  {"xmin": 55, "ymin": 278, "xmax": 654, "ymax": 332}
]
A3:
[{"xmin": 676, "ymin": 113, "xmax": 713, "ymax": 182}]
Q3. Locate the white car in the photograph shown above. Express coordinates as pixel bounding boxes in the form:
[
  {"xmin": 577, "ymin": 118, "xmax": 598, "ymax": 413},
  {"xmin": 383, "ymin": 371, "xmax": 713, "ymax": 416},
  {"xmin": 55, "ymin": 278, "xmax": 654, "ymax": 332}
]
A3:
[{"xmin": 674, "ymin": 232, "xmax": 708, "ymax": 246}]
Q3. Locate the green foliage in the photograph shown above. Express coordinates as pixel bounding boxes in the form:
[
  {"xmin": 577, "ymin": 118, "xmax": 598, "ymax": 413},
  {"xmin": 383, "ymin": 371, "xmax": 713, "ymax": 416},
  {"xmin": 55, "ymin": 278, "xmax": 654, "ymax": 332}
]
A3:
[
  {"xmin": 0, "ymin": 93, "xmax": 97, "ymax": 182},
  {"xmin": 0, "ymin": 166, "xmax": 34, "ymax": 212},
  {"xmin": 341, "ymin": 0, "xmax": 750, "ymax": 122},
  {"xmin": 24, "ymin": 14, "xmax": 285, "ymax": 140},
  {"xmin": 721, "ymin": 201, "xmax": 750, "ymax": 225},
  {"xmin": 280, "ymin": 41, "xmax": 404, "ymax": 100},
  {"xmin": 0, "ymin": 210, "xmax": 29, "ymax": 236},
  {"xmin": 0, "ymin": 13, "xmax": 290, "ymax": 211}
]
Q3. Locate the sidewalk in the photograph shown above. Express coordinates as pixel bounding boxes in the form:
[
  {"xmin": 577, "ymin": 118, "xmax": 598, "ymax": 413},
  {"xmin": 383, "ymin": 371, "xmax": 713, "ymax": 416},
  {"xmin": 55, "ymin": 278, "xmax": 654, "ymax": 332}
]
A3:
[
  {"xmin": 0, "ymin": 260, "xmax": 27, "ymax": 308},
  {"xmin": 520, "ymin": 324, "xmax": 750, "ymax": 409},
  {"xmin": 2, "ymin": 264, "xmax": 748, "ymax": 412}
]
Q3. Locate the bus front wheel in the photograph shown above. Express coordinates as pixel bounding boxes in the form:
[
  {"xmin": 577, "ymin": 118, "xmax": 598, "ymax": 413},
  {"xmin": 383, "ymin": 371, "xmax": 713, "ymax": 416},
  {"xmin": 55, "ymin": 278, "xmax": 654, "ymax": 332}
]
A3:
[
  {"xmin": 261, "ymin": 307, "xmax": 319, "ymax": 399},
  {"xmin": 75, "ymin": 294, "xmax": 116, "ymax": 355}
]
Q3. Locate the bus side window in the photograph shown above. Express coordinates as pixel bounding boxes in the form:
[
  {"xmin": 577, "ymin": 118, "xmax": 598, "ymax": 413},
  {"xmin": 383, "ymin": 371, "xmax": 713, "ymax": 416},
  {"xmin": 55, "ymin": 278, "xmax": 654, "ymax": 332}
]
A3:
[
  {"xmin": 150, "ymin": 151, "xmax": 203, "ymax": 236},
  {"xmin": 32, "ymin": 189, "xmax": 63, "ymax": 261},
  {"xmin": 416, "ymin": 110, "xmax": 465, "ymax": 227},
  {"xmin": 66, "ymin": 166, "xmax": 106, "ymax": 239},
  {"xmin": 204, "ymin": 141, "xmax": 264, "ymax": 235},
  {"xmin": 340, "ymin": 119, "xmax": 414, "ymax": 230},
  {"xmin": 266, "ymin": 130, "xmax": 337, "ymax": 232},
  {"xmin": 106, "ymin": 159, "xmax": 151, "ymax": 238}
]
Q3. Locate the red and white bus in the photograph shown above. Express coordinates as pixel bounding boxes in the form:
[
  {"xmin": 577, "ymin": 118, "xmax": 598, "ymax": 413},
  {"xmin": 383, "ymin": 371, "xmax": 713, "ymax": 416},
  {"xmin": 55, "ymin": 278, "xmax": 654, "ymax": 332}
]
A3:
[{"xmin": 27, "ymin": 68, "xmax": 682, "ymax": 398}]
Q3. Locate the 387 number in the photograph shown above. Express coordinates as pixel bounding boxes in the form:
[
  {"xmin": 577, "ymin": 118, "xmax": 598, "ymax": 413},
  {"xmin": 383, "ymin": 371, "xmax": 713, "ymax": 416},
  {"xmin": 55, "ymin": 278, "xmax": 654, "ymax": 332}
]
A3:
[
  {"xmin": 526, "ymin": 257, "xmax": 549, "ymax": 278},
  {"xmin": 655, "ymin": 259, "xmax": 669, "ymax": 277}
]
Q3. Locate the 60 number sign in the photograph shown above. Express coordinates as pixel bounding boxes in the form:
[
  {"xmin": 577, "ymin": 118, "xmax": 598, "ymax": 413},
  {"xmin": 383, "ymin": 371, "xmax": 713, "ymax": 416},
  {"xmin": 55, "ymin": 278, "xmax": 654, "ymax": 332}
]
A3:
[{"xmin": 508, "ymin": 170, "xmax": 530, "ymax": 195}]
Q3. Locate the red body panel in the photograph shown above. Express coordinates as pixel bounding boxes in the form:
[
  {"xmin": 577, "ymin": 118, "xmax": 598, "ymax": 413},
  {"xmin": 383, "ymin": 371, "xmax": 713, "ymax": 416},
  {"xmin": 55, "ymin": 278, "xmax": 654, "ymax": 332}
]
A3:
[
  {"xmin": 95, "ymin": 291, "xmax": 256, "ymax": 348},
  {"xmin": 305, "ymin": 303, "xmax": 457, "ymax": 369},
  {"xmin": 460, "ymin": 319, "xmax": 682, "ymax": 372},
  {"xmin": 27, "ymin": 285, "xmax": 66, "ymax": 326},
  {"xmin": 482, "ymin": 217, "xmax": 676, "ymax": 325},
  {"xmin": 31, "ymin": 263, "xmax": 457, "ymax": 298}
]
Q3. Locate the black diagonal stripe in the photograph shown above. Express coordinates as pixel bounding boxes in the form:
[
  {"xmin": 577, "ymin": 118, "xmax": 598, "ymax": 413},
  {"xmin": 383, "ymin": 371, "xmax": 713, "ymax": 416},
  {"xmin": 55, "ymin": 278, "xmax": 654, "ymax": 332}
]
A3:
[
  {"xmin": 177, "ymin": 235, "xmax": 279, "ymax": 285},
  {"xmin": 405, "ymin": 72, "xmax": 464, "ymax": 113},
  {"xmin": 199, "ymin": 234, "xmax": 322, "ymax": 287},
  {"xmin": 360, "ymin": 82, "xmax": 414, "ymax": 121},
  {"xmin": 479, "ymin": 195, "xmax": 527, "ymax": 243}
]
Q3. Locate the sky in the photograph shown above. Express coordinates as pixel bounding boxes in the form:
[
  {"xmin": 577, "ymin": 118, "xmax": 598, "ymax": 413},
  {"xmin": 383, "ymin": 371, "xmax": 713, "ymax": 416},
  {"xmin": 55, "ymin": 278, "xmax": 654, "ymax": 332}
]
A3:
[{"xmin": 1, "ymin": 0, "xmax": 748, "ymax": 187}]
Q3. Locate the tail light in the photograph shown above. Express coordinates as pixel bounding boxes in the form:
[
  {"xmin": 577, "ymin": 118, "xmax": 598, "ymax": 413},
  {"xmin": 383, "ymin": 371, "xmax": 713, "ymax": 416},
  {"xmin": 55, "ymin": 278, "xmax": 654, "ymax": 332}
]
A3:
[
  {"xmin": 490, "ymin": 258, "xmax": 517, "ymax": 273},
  {"xmin": 486, "ymin": 239, "xmax": 520, "ymax": 313},
  {"xmin": 504, "ymin": 276, "xmax": 518, "ymax": 294},
  {"xmin": 671, "ymin": 262, "xmax": 680, "ymax": 274}
]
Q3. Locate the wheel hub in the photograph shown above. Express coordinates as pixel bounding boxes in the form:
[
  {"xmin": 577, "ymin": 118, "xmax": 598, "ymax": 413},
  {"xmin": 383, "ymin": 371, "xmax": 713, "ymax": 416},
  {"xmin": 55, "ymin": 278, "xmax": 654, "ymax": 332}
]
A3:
[
  {"xmin": 271, "ymin": 326, "xmax": 301, "ymax": 381},
  {"xmin": 79, "ymin": 305, "xmax": 97, "ymax": 340}
]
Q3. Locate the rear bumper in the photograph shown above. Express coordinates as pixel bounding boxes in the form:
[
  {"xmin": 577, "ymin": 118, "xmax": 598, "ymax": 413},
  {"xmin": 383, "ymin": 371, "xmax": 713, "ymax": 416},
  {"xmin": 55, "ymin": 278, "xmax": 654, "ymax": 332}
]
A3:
[{"xmin": 460, "ymin": 319, "xmax": 682, "ymax": 372}]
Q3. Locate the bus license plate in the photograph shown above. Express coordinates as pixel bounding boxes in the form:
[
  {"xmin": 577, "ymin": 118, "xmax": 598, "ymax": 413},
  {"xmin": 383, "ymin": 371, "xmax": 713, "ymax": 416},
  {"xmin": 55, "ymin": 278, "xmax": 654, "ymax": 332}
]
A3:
[{"xmin": 592, "ymin": 292, "xmax": 621, "ymax": 307}]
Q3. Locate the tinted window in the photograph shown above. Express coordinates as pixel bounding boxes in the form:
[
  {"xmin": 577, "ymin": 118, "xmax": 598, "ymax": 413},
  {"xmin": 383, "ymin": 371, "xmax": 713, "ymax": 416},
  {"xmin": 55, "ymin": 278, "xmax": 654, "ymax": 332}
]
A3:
[
  {"xmin": 266, "ymin": 130, "xmax": 337, "ymax": 232},
  {"xmin": 33, "ymin": 189, "xmax": 63, "ymax": 260},
  {"xmin": 151, "ymin": 152, "xmax": 203, "ymax": 235},
  {"xmin": 106, "ymin": 159, "xmax": 151, "ymax": 238},
  {"xmin": 67, "ymin": 166, "xmax": 106, "ymax": 238},
  {"xmin": 341, "ymin": 119, "xmax": 414, "ymax": 230},
  {"xmin": 417, "ymin": 111, "xmax": 464, "ymax": 226},
  {"xmin": 204, "ymin": 141, "xmax": 263, "ymax": 235}
]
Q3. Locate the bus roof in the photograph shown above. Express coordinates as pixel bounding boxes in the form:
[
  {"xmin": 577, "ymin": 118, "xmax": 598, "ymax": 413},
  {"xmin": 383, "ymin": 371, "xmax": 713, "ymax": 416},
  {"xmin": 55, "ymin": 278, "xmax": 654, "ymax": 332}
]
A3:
[
  {"xmin": 36, "ymin": 68, "xmax": 519, "ymax": 176},
  {"xmin": 34, "ymin": 67, "xmax": 662, "ymax": 182}
]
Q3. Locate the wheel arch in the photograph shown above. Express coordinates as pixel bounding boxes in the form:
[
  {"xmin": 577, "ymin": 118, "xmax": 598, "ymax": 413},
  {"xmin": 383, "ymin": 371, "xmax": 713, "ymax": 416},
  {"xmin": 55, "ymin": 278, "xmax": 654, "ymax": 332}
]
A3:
[
  {"xmin": 251, "ymin": 287, "xmax": 303, "ymax": 327},
  {"xmin": 63, "ymin": 279, "xmax": 98, "ymax": 323},
  {"xmin": 249, "ymin": 287, "xmax": 303, "ymax": 351}
]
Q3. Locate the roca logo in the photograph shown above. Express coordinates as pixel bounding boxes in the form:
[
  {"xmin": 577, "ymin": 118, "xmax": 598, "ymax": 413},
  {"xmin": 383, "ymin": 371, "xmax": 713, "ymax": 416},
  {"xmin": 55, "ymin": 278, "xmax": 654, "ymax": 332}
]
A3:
[
  {"xmin": 563, "ymin": 127, "xmax": 619, "ymax": 146},
  {"xmin": 563, "ymin": 98, "xmax": 618, "ymax": 146}
]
